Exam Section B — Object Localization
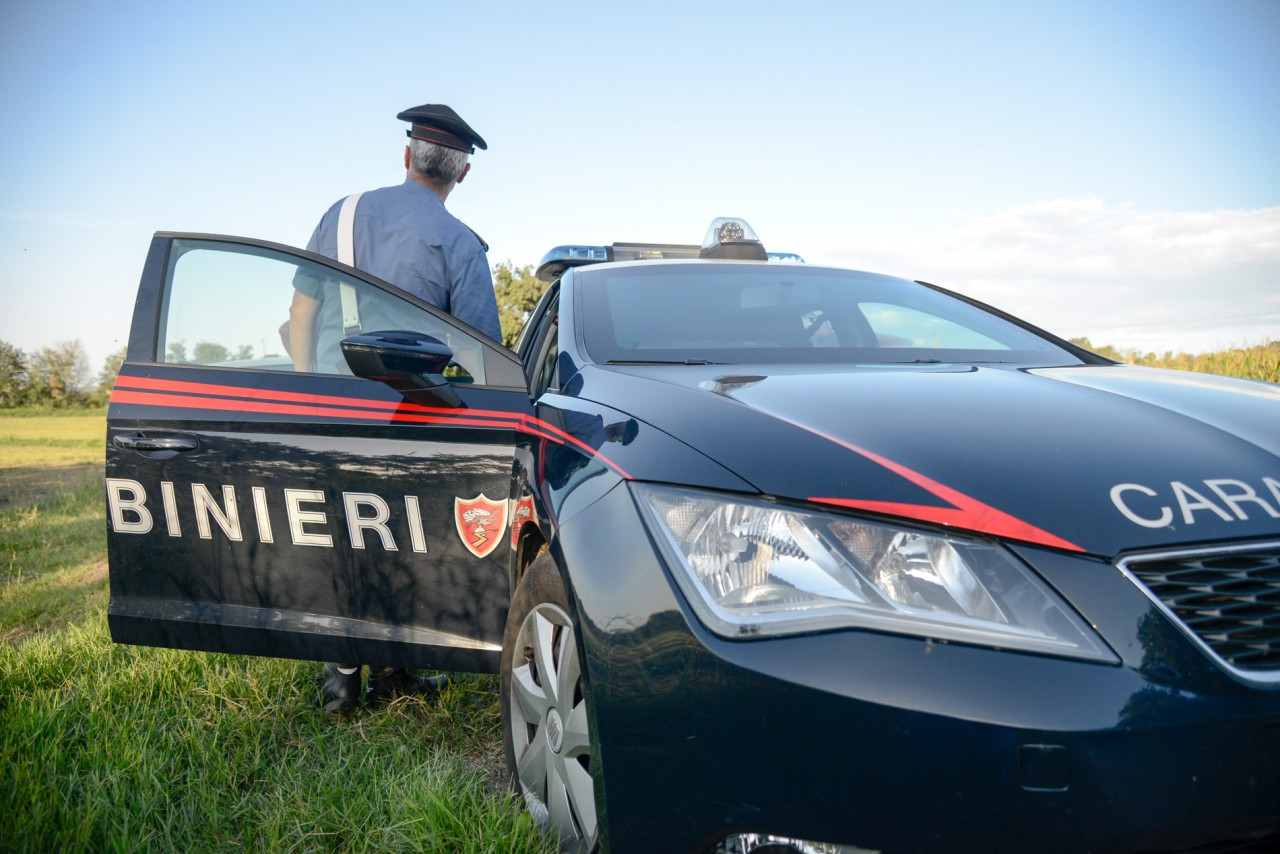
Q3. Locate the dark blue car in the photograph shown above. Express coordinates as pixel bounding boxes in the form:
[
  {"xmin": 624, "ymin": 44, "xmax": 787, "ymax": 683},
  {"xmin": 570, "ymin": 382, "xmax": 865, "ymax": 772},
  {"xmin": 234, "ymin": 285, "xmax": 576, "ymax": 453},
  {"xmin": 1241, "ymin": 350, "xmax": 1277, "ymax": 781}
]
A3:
[{"xmin": 107, "ymin": 219, "xmax": 1280, "ymax": 852}]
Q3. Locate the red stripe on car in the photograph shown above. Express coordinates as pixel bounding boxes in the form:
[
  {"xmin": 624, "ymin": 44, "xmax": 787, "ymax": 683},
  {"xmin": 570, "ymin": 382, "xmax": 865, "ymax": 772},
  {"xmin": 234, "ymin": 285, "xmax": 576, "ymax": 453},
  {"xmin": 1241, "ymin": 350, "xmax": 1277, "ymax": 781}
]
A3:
[
  {"xmin": 111, "ymin": 376, "xmax": 633, "ymax": 479},
  {"xmin": 791, "ymin": 425, "xmax": 1083, "ymax": 552}
]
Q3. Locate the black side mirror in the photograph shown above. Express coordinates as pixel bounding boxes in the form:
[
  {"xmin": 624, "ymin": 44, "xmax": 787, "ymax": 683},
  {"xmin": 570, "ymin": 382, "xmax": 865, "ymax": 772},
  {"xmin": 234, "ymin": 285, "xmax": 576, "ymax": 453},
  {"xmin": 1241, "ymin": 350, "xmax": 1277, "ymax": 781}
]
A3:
[{"xmin": 340, "ymin": 330, "xmax": 463, "ymax": 408}]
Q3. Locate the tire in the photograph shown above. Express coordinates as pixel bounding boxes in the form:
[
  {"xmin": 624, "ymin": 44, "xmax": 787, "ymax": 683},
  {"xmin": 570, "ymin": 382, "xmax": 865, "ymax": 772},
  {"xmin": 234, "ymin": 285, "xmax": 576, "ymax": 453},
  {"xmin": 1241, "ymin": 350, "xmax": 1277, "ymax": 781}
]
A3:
[{"xmin": 501, "ymin": 553, "xmax": 600, "ymax": 852}]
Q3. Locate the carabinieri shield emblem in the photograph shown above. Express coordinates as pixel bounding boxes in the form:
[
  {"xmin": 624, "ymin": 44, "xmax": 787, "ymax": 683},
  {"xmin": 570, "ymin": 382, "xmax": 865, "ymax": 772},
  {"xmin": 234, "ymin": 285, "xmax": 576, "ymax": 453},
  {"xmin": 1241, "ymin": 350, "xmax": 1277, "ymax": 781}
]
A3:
[{"xmin": 454, "ymin": 494, "xmax": 507, "ymax": 558}]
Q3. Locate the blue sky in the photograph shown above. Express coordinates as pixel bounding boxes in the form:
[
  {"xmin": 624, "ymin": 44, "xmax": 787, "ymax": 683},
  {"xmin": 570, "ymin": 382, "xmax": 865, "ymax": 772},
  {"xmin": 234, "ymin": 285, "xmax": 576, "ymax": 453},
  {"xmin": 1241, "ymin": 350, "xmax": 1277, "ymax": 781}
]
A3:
[{"xmin": 1, "ymin": 0, "xmax": 1277, "ymax": 371}]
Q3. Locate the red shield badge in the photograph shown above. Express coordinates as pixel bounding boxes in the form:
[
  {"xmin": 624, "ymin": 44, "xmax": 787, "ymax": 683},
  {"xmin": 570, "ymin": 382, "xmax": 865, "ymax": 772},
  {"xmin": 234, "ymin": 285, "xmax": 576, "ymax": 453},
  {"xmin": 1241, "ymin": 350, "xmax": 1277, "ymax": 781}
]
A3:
[
  {"xmin": 510, "ymin": 495, "xmax": 535, "ymax": 549},
  {"xmin": 454, "ymin": 494, "xmax": 507, "ymax": 559}
]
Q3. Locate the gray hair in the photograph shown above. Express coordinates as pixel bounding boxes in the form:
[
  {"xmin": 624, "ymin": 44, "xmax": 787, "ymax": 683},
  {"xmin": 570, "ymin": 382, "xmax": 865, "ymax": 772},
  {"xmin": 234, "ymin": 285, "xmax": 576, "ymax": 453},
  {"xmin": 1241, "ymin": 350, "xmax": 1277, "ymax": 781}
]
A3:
[{"xmin": 409, "ymin": 138, "xmax": 470, "ymax": 186}]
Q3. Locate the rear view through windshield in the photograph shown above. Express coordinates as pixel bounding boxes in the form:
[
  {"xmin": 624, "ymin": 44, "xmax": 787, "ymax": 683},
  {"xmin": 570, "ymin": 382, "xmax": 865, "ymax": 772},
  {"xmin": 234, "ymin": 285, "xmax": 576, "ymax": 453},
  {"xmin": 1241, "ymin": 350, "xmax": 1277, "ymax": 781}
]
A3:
[{"xmin": 577, "ymin": 264, "xmax": 1082, "ymax": 366}]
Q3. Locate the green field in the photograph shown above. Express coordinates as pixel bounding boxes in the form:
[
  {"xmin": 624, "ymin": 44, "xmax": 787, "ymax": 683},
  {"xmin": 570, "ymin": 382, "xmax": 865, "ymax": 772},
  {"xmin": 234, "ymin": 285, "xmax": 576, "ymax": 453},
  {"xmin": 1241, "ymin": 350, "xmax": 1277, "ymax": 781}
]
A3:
[
  {"xmin": 0, "ymin": 408, "xmax": 553, "ymax": 853},
  {"xmin": 0, "ymin": 409, "xmax": 108, "ymax": 466}
]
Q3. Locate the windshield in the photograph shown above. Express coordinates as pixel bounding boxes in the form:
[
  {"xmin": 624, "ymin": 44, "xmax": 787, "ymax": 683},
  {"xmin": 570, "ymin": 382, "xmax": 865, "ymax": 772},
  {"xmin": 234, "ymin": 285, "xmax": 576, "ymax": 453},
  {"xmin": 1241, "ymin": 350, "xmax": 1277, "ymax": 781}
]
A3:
[{"xmin": 576, "ymin": 263, "xmax": 1083, "ymax": 366}]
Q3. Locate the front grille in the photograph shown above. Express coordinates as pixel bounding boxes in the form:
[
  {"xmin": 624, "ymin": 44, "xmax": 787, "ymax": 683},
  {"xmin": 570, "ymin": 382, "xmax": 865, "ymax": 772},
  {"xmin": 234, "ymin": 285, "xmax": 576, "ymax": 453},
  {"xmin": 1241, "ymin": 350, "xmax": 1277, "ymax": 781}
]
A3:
[{"xmin": 1120, "ymin": 543, "xmax": 1280, "ymax": 681}]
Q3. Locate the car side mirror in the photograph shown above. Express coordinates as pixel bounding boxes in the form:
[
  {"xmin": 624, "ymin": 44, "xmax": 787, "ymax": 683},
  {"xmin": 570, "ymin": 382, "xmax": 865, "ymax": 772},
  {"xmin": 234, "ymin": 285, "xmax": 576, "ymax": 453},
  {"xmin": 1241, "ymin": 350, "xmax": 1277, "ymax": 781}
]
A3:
[{"xmin": 340, "ymin": 330, "xmax": 463, "ymax": 408}]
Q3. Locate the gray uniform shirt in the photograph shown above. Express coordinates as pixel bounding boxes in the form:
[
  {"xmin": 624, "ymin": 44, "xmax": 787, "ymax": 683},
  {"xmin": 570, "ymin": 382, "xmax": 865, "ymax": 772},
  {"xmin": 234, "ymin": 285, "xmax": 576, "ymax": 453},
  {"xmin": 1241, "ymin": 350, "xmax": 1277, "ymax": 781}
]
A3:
[{"xmin": 298, "ymin": 179, "xmax": 502, "ymax": 343}]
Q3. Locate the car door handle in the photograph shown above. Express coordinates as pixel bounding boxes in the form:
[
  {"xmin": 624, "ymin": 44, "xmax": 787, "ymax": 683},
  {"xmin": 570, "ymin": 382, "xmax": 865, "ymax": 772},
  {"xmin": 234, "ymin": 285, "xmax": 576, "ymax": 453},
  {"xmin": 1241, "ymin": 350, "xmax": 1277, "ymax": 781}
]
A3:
[{"xmin": 113, "ymin": 432, "xmax": 200, "ymax": 455}]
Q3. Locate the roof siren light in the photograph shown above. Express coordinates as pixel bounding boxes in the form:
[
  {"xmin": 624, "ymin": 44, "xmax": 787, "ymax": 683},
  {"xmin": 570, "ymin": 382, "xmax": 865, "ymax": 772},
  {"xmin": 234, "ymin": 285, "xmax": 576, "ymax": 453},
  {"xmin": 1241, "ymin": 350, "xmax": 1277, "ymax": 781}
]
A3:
[{"xmin": 700, "ymin": 217, "xmax": 768, "ymax": 261}]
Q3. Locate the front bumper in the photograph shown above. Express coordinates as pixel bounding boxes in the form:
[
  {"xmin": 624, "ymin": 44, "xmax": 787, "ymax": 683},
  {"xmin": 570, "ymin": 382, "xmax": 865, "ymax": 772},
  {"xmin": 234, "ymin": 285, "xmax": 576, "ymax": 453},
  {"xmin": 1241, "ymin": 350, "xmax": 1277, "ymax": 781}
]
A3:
[{"xmin": 558, "ymin": 483, "xmax": 1280, "ymax": 853}]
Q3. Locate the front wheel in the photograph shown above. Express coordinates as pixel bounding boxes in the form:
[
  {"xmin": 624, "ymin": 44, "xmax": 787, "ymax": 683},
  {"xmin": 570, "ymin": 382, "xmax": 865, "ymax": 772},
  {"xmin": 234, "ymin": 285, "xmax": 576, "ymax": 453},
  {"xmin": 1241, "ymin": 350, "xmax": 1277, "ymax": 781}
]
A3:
[{"xmin": 501, "ymin": 554, "xmax": 600, "ymax": 851}]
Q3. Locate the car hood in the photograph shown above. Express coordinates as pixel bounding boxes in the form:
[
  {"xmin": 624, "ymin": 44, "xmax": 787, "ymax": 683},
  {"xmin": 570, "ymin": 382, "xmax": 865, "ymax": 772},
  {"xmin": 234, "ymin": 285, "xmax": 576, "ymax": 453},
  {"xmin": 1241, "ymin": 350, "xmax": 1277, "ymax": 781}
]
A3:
[{"xmin": 573, "ymin": 362, "xmax": 1280, "ymax": 557}]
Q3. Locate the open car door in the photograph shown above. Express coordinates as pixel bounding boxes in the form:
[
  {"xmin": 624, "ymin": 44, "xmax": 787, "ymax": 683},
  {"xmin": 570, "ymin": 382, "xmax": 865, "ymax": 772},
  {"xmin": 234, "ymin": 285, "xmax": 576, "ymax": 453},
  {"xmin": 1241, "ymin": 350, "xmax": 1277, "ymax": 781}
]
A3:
[{"xmin": 106, "ymin": 233, "xmax": 530, "ymax": 673}]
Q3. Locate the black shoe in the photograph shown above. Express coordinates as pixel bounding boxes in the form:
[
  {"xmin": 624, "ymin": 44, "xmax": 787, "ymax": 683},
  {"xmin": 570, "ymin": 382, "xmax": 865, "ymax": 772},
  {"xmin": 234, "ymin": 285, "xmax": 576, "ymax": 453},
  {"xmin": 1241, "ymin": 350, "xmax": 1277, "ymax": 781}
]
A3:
[
  {"xmin": 366, "ymin": 667, "xmax": 449, "ymax": 706},
  {"xmin": 321, "ymin": 663, "xmax": 363, "ymax": 713}
]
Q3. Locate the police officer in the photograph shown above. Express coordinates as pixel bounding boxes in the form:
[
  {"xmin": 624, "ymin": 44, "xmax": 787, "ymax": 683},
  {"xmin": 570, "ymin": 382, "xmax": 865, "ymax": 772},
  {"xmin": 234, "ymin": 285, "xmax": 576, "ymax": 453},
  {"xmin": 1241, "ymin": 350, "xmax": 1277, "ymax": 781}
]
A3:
[{"xmin": 291, "ymin": 103, "xmax": 501, "ymax": 711}]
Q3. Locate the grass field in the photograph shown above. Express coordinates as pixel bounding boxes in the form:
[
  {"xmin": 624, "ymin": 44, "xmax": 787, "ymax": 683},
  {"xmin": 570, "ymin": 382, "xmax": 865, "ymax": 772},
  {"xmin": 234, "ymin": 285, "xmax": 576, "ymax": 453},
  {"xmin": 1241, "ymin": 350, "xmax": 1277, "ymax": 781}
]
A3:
[
  {"xmin": 0, "ymin": 409, "xmax": 108, "ymax": 467},
  {"xmin": 0, "ymin": 408, "xmax": 553, "ymax": 853}
]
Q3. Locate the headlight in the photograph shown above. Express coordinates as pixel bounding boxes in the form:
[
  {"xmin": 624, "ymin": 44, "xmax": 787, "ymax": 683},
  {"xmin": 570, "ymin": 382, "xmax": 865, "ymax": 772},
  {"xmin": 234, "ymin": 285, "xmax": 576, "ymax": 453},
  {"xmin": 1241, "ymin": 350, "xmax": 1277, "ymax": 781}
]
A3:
[{"xmin": 634, "ymin": 484, "xmax": 1115, "ymax": 662}]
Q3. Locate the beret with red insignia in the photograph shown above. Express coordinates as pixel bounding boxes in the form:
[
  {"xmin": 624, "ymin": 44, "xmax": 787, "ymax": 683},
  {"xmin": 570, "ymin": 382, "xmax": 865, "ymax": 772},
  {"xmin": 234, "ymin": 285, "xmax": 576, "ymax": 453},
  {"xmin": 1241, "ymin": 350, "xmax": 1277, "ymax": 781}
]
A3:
[{"xmin": 397, "ymin": 103, "xmax": 487, "ymax": 154}]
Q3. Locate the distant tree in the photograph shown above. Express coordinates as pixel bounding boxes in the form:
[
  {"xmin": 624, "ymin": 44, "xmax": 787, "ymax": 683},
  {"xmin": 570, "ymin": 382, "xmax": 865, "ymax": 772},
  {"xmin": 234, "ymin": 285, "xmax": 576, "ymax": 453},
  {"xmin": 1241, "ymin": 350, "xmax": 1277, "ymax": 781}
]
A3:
[
  {"xmin": 0, "ymin": 340, "xmax": 28, "ymax": 407},
  {"xmin": 1069, "ymin": 337, "xmax": 1125, "ymax": 361},
  {"xmin": 167, "ymin": 341, "xmax": 188, "ymax": 362},
  {"xmin": 93, "ymin": 345, "xmax": 129, "ymax": 403},
  {"xmin": 233, "ymin": 344, "xmax": 255, "ymax": 360},
  {"xmin": 192, "ymin": 341, "xmax": 230, "ymax": 364},
  {"xmin": 28, "ymin": 340, "xmax": 92, "ymax": 406},
  {"xmin": 493, "ymin": 262, "xmax": 548, "ymax": 348},
  {"xmin": 98, "ymin": 346, "xmax": 128, "ymax": 387}
]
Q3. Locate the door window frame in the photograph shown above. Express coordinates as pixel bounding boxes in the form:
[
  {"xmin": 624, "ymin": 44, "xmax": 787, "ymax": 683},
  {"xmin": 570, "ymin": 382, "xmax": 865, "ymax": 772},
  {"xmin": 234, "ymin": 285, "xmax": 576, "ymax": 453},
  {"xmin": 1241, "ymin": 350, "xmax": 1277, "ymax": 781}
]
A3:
[{"xmin": 134, "ymin": 233, "xmax": 527, "ymax": 390}]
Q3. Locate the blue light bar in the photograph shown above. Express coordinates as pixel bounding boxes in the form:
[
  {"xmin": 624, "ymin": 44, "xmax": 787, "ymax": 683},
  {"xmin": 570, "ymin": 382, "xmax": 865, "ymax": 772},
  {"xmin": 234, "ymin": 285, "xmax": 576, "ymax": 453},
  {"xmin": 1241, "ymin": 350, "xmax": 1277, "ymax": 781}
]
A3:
[
  {"xmin": 561, "ymin": 246, "xmax": 610, "ymax": 262},
  {"xmin": 536, "ymin": 245, "xmax": 611, "ymax": 282},
  {"xmin": 535, "ymin": 218, "xmax": 802, "ymax": 281},
  {"xmin": 536, "ymin": 242, "xmax": 703, "ymax": 282}
]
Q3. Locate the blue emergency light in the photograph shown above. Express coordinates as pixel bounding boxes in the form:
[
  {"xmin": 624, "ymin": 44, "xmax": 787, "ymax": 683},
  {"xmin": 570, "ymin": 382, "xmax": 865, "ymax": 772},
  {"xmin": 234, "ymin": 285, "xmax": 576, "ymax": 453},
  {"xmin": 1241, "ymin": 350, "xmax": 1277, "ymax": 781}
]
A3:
[{"xmin": 535, "ymin": 217, "xmax": 804, "ymax": 281}]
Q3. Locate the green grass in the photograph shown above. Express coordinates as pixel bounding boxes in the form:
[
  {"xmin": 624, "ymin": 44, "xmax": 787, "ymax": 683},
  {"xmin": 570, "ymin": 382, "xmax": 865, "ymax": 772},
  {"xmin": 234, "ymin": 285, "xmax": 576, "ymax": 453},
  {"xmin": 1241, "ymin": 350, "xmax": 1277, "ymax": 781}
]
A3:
[
  {"xmin": 1, "ymin": 474, "xmax": 106, "ymax": 641},
  {"xmin": 0, "ymin": 410, "xmax": 554, "ymax": 853},
  {"xmin": 0, "ymin": 626, "xmax": 548, "ymax": 852},
  {"xmin": 0, "ymin": 407, "xmax": 106, "ymax": 468}
]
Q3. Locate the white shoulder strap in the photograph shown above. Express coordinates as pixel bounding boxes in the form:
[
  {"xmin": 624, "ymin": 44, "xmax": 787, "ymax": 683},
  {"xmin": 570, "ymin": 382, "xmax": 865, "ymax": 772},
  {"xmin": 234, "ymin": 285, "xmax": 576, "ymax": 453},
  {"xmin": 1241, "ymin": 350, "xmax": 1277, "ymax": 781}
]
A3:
[{"xmin": 337, "ymin": 192, "xmax": 364, "ymax": 335}]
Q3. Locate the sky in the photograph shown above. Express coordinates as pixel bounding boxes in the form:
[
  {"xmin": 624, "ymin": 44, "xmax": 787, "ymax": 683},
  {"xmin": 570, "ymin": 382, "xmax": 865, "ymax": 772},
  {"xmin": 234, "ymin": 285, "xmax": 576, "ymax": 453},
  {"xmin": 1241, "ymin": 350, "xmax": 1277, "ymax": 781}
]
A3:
[{"xmin": 1, "ymin": 0, "xmax": 1277, "ymax": 374}]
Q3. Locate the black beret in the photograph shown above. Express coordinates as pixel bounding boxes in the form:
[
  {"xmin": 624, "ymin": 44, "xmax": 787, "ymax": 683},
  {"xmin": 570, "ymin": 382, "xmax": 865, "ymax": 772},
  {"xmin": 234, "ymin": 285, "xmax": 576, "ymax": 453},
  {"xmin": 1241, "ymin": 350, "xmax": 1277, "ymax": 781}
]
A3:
[{"xmin": 397, "ymin": 103, "xmax": 487, "ymax": 153}]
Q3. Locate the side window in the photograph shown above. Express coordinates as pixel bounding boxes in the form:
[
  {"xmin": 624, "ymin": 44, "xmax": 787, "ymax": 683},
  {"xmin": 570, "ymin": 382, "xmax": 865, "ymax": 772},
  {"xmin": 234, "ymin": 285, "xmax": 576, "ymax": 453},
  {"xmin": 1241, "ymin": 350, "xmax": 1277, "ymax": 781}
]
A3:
[
  {"xmin": 535, "ymin": 316, "xmax": 559, "ymax": 398},
  {"xmin": 537, "ymin": 318, "xmax": 563, "ymax": 399},
  {"xmin": 525, "ymin": 294, "xmax": 560, "ymax": 399},
  {"xmin": 160, "ymin": 239, "xmax": 487, "ymax": 383}
]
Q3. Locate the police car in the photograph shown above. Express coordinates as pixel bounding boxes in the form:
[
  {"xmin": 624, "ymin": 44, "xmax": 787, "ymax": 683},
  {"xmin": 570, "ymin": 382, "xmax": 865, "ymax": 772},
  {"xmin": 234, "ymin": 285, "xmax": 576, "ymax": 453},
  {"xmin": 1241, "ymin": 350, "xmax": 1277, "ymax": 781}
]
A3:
[{"xmin": 107, "ymin": 219, "xmax": 1280, "ymax": 853}]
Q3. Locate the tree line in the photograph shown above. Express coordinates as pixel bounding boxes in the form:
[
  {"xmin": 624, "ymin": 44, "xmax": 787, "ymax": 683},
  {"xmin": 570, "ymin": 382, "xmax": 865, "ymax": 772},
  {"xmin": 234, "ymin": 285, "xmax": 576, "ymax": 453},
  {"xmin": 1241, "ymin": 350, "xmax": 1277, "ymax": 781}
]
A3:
[
  {"xmin": 0, "ymin": 339, "xmax": 125, "ymax": 409},
  {"xmin": 5, "ymin": 282, "xmax": 1275, "ymax": 410},
  {"xmin": 0, "ymin": 262, "xmax": 549, "ymax": 410}
]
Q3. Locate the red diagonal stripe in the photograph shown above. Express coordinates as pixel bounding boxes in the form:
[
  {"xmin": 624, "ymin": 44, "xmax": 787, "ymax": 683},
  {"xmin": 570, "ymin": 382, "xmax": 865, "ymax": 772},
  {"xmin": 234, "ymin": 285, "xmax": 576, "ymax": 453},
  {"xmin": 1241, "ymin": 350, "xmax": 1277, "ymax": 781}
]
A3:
[
  {"xmin": 118, "ymin": 373, "xmax": 443, "ymax": 413},
  {"xmin": 111, "ymin": 375, "xmax": 633, "ymax": 479},
  {"xmin": 782, "ymin": 423, "xmax": 1083, "ymax": 552},
  {"xmin": 119, "ymin": 374, "xmax": 570, "ymax": 442},
  {"xmin": 111, "ymin": 388, "xmax": 527, "ymax": 431}
]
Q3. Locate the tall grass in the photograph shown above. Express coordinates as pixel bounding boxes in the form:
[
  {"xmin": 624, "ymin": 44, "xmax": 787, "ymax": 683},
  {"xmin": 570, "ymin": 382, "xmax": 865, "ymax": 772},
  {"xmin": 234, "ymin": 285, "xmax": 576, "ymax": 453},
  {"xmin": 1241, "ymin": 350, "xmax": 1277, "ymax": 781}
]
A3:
[
  {"xmin": 1077, "ymin": 339, "xmax": 1279, "ymax": 384},
  {"xmin": 1130, "ymin": 340, "xmax": 1279, "ymax": 384},
  {"xmin": 0, "ymin": 623, "xmax": 549, "ymax": 852},
  {"xmin": 0, "ymin": 478, "xmax": 107, "ymax": 641},
  {"xmin": 0, "ymin": 410, "xmax": 553, "ymax": 853},
  {"xmin": 2, "ymin": 407, "xmax": 107, "ymax": 638}
]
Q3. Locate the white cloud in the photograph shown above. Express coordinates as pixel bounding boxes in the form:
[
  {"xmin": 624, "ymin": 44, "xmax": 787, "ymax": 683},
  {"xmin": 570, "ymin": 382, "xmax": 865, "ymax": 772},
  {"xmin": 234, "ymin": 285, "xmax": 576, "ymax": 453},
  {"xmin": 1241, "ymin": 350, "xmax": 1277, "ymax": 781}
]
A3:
[{"xmin": 817, "ymin": 198, "xmax": 1280, "ymax": 354}]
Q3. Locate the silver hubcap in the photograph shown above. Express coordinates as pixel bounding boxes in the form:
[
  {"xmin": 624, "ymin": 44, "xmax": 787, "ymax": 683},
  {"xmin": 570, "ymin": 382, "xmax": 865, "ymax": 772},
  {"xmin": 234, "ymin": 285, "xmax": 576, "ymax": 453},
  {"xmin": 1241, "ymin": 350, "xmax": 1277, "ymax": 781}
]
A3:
[
  {"xmin": 546, "ymin": 707, "xmax": 565, "ymax": 754},
  {"xmin": 510, "ymin": 602, "xmax": 597, "ymax": 844}
]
